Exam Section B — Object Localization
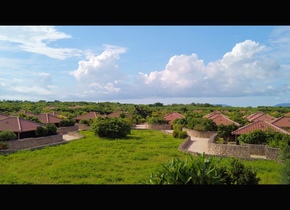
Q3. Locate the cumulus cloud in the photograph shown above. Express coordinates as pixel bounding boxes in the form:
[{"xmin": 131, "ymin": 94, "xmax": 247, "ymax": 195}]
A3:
[
  {"xmin": 133, "ymin": 40, "xmax": 280, "ymax": 98},
  {"xmin": 70, "ymin": 45, "xmax": 128, "ymax": 98},
  {"xmin": 0, "ymin": 26, "xmax": 82, "ymax": 59}
]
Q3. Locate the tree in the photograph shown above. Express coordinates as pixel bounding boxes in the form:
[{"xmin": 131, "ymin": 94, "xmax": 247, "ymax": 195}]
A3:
[{"xmin": 91, "ymin": 117, "xmax": 131, "ymax": 139}]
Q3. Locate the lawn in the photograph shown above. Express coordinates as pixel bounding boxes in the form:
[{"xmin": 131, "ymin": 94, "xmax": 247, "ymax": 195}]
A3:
[{"xmin": 0, "ymin": 129, "xmax": 283, "ymax": 184}]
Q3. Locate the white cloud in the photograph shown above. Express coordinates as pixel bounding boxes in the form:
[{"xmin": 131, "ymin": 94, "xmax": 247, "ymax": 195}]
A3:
[
  {"xmin": 0, "ymin": 26, "xmax": 82, "ymax": 59},
  {"xmin": 70, "ymin": 45, "xmax": 127, "ymax": 95}
]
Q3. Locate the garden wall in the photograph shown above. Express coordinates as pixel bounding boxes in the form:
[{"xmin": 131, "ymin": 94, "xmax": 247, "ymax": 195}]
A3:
[
  {"xmin": 0, "ymin": 134, "xmax": 65, "ymax": 154},
  {"xmin": 57, "ymin": 125, "xmax": 79, "ymax": 134},
  {"xmin": 181, "ymin": 128, "xmax": 280, "ymax": 161},
  {"xmin": 145, "ymin": 123, "xmax": 171, "ymax": 130}
]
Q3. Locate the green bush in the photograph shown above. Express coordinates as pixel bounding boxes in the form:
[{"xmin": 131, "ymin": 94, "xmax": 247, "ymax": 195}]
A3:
[
  {"xmin": 178, "ymin": 131, "xmax": 188, "ymax": 139},
  {"xmin": 0, "ymin": 130, "xmax": 17, "ymax": 141},
  {"xmin": 59, "ymin": 118, "xmax": 76, "ymax": 127},
  {"xmin": 145, "ymin": 153, "xmax": 261, "ymax": 185},
  {"xmin": 45, "ymin": 123, "xmax": 57, "ymax": 136},
  {"xmin": 91, "ymin": 117, "xmax": 131, "ymax": 139},
  {"xmin": 0, "ymin": 141, "xmax": 8, "ymax": 150},
  {"xmin": 35, "ymin": 126, "xmax": 48, "ymax": 137}
]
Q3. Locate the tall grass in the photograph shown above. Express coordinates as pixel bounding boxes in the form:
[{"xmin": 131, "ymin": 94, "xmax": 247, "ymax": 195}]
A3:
[{"xmin": 0, "ymin": 129, "xmax": 282, "ymax": 184}]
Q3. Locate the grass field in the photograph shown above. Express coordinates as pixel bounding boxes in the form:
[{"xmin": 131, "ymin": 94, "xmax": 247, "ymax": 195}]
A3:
[{"xmin": 0, "ymin": 129, "xmax": 283, "ymax": 184}]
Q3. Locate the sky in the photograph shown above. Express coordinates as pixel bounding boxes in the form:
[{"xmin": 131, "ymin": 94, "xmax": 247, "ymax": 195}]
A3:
[{"xmin": 0, "ymin": 25, "xmax": 290, "ymax": 107}]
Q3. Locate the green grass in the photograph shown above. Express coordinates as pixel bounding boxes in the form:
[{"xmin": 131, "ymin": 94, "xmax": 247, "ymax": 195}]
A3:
[{"xmin": 0, "ymin": 129, "xmax": 283, "ymax": 184}]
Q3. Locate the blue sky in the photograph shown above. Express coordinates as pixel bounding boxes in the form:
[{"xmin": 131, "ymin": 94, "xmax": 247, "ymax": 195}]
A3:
[{"xmin": 0, "ymin": 25, "xmax": 290, "ymax": 107}]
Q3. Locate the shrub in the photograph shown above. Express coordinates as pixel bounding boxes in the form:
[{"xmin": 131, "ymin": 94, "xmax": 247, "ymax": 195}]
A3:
[
  {"xmin": 59, "ymin": 118, "xmax": 76, "ymax": 127},
  {"xmin": 91, "ymin": 117, "xmax": 131, "ymax": 139},
  {"xmin": 0, "ymin": 141, "xmax": 8, "ymax": 150},
  {"xmin": 0, "ymin": 130, "xmax": 17, "ymax": 141},
  {"xmin": 45, "ymin": 123, "xmax": 57, "ymax": 136},
  {"xmin": 178, "ymin": 131, "xmax": 188, "ymax": 139},
  {"xmin": 35, "ymin": 126, "xmax": 48, "ymax": 137}
]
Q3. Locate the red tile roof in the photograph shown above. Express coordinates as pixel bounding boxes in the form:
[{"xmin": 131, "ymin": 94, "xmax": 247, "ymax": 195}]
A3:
[
  {"xmin": 232, "ymin": 120, "xmax": 290, "ymax": 135},
  {"xmin": 270, "ymin": 116, "xmax": 290, "ymax": 128},
  {"xmin": 37, "ymin": 113, "xmax": 62, "ymax": 124},
  {"xmin": 163, "ymin": 112, "xmax": 185, "ymax": 122},
  {"xmin": 0, "ymin": 113, "xmax": 10, "ymax": 120},
  {"xmin": 105, "ymin": 110, "xmax": 131, "ymax": 118},
  {"xmin": 0, "ymin": 116, "xmax": 45, "ymax": 133},
  {"xmin": 204, "ymin": 111, "xmax": 240, "ymax": 126},
  {"xmin": 74, "ymin": 112, "xmax": 104, "ymax": 121},
  {"xmin": 244, "ymin": 111, "xmax": 276, "ymax": 122}
]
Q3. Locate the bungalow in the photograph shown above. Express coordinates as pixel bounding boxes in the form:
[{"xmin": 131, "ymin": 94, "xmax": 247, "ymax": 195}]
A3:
[
  {"xmin": 270, "ymin": 116, "xmax": 290, "ymax": 129},
  {"xmin": 243, "ymin": 111, "xmax": 276, "ymax": 123},
  {"xmin": 36, "ymin": 113, "xmax": 62, "ymax": 127},
  {"xmin": 163, "ymin": 112, "xmax": 185, "ymax": 125},
  {"xmin": 73, "ymin": 111, "xmax": 104, "ymax": 123},
  {"xmin": 0, "ymin": 116, "xmax": 45, "ymax": 139},
  {"xmin": 231, "ymin": 120, "xmax": 290, "ymax": 143},
  {"xmin": 204, "ymin": 111, "xmax": 240, "ymax": 126}
]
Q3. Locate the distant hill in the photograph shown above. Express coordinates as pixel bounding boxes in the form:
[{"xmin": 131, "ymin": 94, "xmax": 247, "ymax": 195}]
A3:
[{"xmin": 274, "ymin": 103, "xmax": 290, "ymax": 107}]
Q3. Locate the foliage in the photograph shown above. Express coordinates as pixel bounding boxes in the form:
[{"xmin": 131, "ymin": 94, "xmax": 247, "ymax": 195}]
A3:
[
  {"xmin": 146, "ymin": 154, "xmax": 261, "ymax": 185},
  {"xmin": 146, "ymin": 116, "xmax": 167, "ymax": 124},
  {"xmin": 186, "ymin": 118, "xmax": 217, "ymax": 132},
  {"xmin": 18, "ymin": 114, "xmax": 42, "ymax": 123},
  {"xmin": 79, "ymin": 119, "xmax": 92, "ymax": 125},
  {"xmin": 146, "ymin": 153, "xmax": 225, "ymax": 184},
  {"xmin": 59, "ymin": 118, "xmax": 76, "ymax": 127},
  {"xmin": 45, "ymin": 123, "xmax": 58, "ymax": 136},
  {"xmin": 238, "ymin": 130, "xmax": 268, "ymax": 145},
  {"xmin": 222, "ymin": 158, "xmax": 261, "ymax": 185},
  {"xmin": 35, "ymin": 126, "xmax": 47, "ymax": 137},
  {"xmin": 0, "ymin": 130, "xmax": 17, "ymax": 141},
  {"xmin": 0, "ymin": 141, "xmax": 8, "ymax": 149},
  {"xmin": 217, "ymin": 123, "xmax": 239, "ymax": 143},
  {"xmin": 90, "ymin": 117, "xmax": 131, "ymax": 139},
  {"xmin": 279, "ymin": 159, "xmax": 290, "ymax": 184},
  {"xmin": 0, "ymin": 129, "xmax": 282, "ymax": 184}
]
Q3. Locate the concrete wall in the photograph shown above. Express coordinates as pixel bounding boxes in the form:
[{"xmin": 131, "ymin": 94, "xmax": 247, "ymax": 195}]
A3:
[
  {"xmin": 145, "ymin": 123, "xmax": 171, "ymax": 130},
  {"xmin": 182, "ymin": 128, "xmax": 280, "ymax": 161},
  {"xmin": 0, "ymin": 134, "xmax": 65, "ymax": 154}
]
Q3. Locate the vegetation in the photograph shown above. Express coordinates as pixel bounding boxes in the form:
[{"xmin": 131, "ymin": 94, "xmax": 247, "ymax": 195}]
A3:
[
  {"xmin": 0, "ymin": 129, "xmax": 282, "ymax": 184},
  {"xmin": 145, "ymin": 153, "xmax": 260, "ymax": 185},
  {"xmin": 90, "ymin": 117, "xmax": 131, "ymax": 139}
]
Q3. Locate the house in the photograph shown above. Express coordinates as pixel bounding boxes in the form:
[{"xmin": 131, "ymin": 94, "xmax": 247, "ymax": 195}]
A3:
[
  {"xmin": 0, "ymin": 113, "xmax": 10, "ymax": 120},
  {"xmin": 270, "ymin": 116, "xmax": 290, "ymax": 130},
  {"xmin": 204, "ymin": 111, "xmax": 240, "ymax": 126},
  {"xmin": 243, "ymin": 111, "xmax": 276, "ymax": 123},
  {"xmin": 73, "ymin": 111, "xmax": 104, "ymax": 123},
  {"xmin": 163, "ymin": 112, "xmax": 185, "ymax": 124},
  {"xmin": 105, "ymin": 110, "xmax": 131, "ymax": 118},
  {"xmin": 36, "ymin": 113, "xmax": 62, "ymax": 127},
  {"xmin": 0, "ymin": 116, "xmax": 45, "ymax": 139},
  {"xmin": 231, "ymin": 120, "xmax": 290, "ymax": 141}
]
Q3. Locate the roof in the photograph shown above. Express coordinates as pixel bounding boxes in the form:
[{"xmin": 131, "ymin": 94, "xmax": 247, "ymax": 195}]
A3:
[
  {"xmin": 74, "ymin": 112, "xmax": 103, "ymax": 120},
  {"xmin": 232, "ymin": 120, "xmax": 290, "ymax": 135},
  {"xmin": 163, "ymin": 112, "xmax": 185, "ymax": 122},
  {"xmin": 0, "ymin": 116, "xmax": 45, "ymax": 132},
  {"xmin": 0, "ymin": 113, "xmax": 10, "ymax": 120},
  {"xmin": 106, "ymin": 110, "xmax": 131, "ymax": 118},
  {"xmin": 270, "ymin": 116, "xmax": 290, "ymax": 128},
  {"xmin": 244, "ymin": 111, "xmax": 276, "ymax": 123},
  {"xmin": 204, "ymin": 111, "xmax": 240, "ymax": 126},
  {"xmin": 37, "ymin": 113, "xmax": 62, "ymax": 124}
]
